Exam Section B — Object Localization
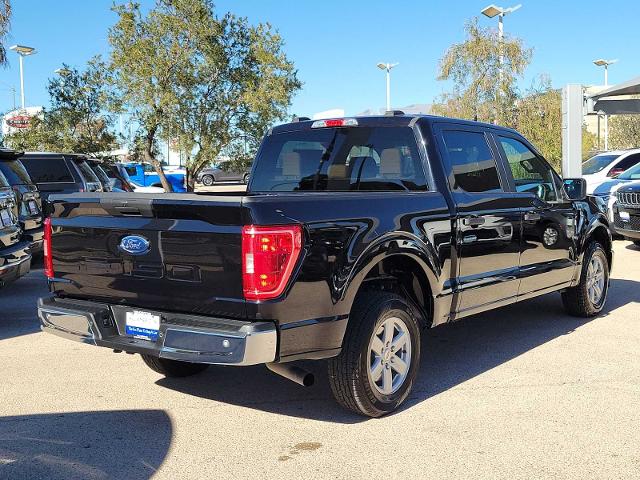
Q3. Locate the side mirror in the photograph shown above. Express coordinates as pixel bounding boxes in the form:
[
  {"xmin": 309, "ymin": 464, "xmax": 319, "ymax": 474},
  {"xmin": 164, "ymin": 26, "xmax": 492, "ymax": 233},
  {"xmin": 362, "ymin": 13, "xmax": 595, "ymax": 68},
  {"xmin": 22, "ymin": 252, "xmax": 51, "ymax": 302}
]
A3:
[{"xmin": 563, "ymin": 178, "xmax": 587, "ymax": 201}]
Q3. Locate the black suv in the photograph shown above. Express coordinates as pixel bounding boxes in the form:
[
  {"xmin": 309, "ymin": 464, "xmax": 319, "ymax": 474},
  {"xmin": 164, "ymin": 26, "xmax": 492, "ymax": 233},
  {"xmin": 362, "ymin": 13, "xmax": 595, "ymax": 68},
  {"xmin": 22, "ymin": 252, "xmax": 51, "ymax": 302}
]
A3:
[
  {"xmin": 20, "ymin": 152, "xmax": 103, "ymax": 200},
  {"xmin": 0, "ymin": 155, "xmax": 31, "ymax": 286},
  {"xmin": 0, "ymin": 148, "xmax": 44, "ymax": 254}
]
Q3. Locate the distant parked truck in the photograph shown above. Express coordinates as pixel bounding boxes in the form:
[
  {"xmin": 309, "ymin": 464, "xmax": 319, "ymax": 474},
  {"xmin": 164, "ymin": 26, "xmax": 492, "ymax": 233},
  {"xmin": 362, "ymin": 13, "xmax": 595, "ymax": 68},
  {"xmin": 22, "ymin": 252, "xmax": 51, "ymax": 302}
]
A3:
[{"xmin": 122, "ymin": 162, "xmax": 186, "ymax": 192}]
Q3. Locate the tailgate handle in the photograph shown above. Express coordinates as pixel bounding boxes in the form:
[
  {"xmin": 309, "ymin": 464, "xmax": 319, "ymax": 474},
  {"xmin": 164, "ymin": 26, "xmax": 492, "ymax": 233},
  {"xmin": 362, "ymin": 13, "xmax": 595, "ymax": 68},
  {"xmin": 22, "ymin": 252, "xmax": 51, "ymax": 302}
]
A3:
[{"xmin": 463, "ymin": 216, "xmax": 485, "ymax": 227}]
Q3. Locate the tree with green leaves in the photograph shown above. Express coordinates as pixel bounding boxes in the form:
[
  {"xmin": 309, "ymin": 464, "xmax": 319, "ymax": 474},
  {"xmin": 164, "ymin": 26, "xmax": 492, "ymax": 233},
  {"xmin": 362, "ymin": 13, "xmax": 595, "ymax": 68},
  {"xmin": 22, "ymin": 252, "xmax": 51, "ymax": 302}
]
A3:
[
  {"xmin": 4, "ymin": 57, "xmax": 118, "ymax": 153},
  {"xmin": 609, "ymin": 114, "xmax": 640, "ymax": 150},
  {"xmin": 109, "ymin": 0, "xmax": 301, "ymax": 192},
  {"xmin": 434, "ymin": 18, "xmax": 532, "ymax": 126},
  {"xmin": 0, "ymin": 0, "xmax": 10, "ymax": 67}
]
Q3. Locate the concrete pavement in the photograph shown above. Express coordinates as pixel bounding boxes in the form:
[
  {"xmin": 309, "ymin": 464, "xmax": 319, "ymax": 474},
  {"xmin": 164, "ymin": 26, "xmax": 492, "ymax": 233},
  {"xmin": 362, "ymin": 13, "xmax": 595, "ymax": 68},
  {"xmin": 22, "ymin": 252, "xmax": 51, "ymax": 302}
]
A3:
[{"xmin": 1, "ymin": 242, "xmax": 639, "ymax": 479}]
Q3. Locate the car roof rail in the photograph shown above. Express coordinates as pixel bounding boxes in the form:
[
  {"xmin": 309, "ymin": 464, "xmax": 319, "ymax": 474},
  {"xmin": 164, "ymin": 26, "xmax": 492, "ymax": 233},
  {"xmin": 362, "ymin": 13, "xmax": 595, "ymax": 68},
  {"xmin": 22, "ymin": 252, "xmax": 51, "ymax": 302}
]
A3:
[{"xmin": 384, "ymin": 110, "xmax": 405, "ymax": 116}]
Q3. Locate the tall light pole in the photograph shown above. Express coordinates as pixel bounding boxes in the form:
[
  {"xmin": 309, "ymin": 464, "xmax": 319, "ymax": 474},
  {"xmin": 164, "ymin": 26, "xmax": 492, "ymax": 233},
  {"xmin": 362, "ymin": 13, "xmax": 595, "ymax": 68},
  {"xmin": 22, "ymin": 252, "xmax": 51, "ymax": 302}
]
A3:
[
  {"xmin": 593, "ymin": 58, "xmax": 618, "ymax": 151},
  {"xmin": 9, "ymin": 45, "xmax": 37, "ymax": 110},
  {"xmin": 481, "ymin": 4, "xmax": 521, "ymax": 92},
  {"xmin": 376, "ymin": 62, "xmax": 399, "ymax": 112}
]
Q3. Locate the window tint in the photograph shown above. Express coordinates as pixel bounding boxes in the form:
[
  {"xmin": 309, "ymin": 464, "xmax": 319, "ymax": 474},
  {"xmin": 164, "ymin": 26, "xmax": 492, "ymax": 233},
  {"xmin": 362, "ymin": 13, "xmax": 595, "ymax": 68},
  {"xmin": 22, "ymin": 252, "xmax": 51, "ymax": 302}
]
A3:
[
  {"xmin": 613, "ymin": 153, "xmax": 640, "ymax": 172},
  {"xmin": 498, "ymin": 136, "xmax": 558, "ymax": 202},
  {"xmin": 124, "ymin": 165, "xmax": 138, "ymax": 177},
  {"xmin": 74, "ymin": 160, "xmax": 100, "ymax": 183},
  {"xmin": 0, "ymin": 170, "xmax": 9, "ymax": 188},
  {"xmin": 442, "ymin": 130, "xmax": 502, "ymax": 193},
  {"xmin": 251, "ymin": 126, "xmax": 428, "ymax": 192},
  {"xmin": 618, "ymin": 162, "xmax": 640, "ymax": 180},
  {"xmin": 0, "ymin": 159, "xmax": 32, "ymax": 185},
  {"xmin": 21, "ymin": 157, "xmax": 74, "ymax": 183}
]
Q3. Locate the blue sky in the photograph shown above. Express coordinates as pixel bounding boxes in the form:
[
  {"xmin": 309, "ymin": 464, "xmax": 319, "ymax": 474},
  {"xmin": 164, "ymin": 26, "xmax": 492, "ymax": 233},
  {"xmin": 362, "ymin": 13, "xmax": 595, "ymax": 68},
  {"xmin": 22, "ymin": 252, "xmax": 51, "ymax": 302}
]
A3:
[{"xmin": 1, "ymin": 0, "xmax": 639, "ymax": 117}]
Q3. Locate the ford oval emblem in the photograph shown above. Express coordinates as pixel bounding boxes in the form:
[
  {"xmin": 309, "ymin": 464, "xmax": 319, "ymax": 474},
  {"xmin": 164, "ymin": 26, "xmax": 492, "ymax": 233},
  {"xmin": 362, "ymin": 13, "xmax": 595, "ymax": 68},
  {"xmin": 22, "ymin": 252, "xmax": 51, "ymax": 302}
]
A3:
[{"xmin": 119, "ymin": 235, "xmax": 151, "ymax": 255}]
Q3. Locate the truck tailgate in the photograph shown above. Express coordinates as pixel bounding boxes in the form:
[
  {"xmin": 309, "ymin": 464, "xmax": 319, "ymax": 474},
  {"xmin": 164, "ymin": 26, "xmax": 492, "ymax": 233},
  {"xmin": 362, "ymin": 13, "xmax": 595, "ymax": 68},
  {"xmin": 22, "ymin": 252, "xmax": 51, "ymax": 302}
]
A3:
[{"xmin": 48, "ymin": 193, "xmax": 246, "ymax": 319}]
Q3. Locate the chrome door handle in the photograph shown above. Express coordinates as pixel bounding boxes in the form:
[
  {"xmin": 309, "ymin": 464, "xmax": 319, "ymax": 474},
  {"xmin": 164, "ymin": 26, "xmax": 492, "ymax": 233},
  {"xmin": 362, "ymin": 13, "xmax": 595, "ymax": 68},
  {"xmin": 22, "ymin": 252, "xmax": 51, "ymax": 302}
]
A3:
[
  {"xmin": 524, "ymin": 211, "xmax": 541, "ymax": 222},
  {"xmin": 463, "ymin": 216, "xmax": 485, "ymax": 227}
]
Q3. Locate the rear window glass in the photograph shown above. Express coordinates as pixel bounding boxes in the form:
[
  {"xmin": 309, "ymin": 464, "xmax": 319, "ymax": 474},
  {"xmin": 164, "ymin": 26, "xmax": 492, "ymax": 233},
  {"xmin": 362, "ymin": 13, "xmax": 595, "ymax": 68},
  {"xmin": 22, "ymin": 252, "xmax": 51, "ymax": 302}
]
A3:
[
  {"xmin": 250, "ymin": 126, "xmax": 428, "ymax": 192},
  {"xmin": 75, "ymin": 160, "xmax": 100, "ymax": 183},
  {"xmin": 582, "ymin": 154, "xmax": 619, "ymax": 174},
  {"xmin": 0, "ymin": 159, "xmax": 33, "ymax": 185},
  {"xmin": 21, "ymin": 157, "xmax": 74, "ymax": 183}
]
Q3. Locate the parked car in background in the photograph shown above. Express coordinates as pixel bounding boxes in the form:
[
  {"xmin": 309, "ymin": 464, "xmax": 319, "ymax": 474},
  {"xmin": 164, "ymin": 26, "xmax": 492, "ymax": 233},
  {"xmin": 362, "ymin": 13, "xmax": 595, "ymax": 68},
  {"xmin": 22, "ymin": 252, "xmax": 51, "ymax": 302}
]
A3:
[
  {"xmin": 39, "ymin": 114, "xmax": 612, "ymax": 417},
  {"xmin": 0, "ymin": 167, "xmax": 31, "ymax": 287},
  {"xmin": 583, "ymin": 149, "xmax": 640, "ymax": 194},
  {"xmin": 0, "ymin": 148, "xmax": 44, "ymax": 254},
  {"xmin": 102, "ymin": 163, "xmax": 134, "ymax": 192},
  {"xmin": 197, "ymin": 161, "xmax": 249, "ymax": 185},
  {"xmin": 122, "ymin": 162, "xmax": 186, "ymax": 192},
  {"xmin": 21, "ymin": 153, "xmax": 103, "ymax": 200},
  {"xmin": 86, "ymin": 158, "xmax": 116, "ymax": 192}
]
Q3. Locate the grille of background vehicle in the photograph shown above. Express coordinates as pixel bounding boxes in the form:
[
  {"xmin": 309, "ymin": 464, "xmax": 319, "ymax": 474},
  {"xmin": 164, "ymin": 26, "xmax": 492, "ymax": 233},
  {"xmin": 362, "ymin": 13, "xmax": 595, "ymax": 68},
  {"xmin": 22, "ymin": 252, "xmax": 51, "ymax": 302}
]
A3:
[
  {"xmin": 614, "ymin": 213, "xmax": 640, "ymax": 231},
  {"xmin": 617, "ymin": 192, "xmax": 640, "ymax": 207}
]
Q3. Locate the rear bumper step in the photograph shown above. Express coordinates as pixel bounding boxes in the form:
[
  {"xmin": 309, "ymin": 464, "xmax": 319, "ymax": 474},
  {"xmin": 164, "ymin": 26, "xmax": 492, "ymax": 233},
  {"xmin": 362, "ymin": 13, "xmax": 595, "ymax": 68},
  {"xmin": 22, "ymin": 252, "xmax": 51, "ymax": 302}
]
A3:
[{"xmin": 38, "ymin": 296, "xmax": 277, "ymax": 366}]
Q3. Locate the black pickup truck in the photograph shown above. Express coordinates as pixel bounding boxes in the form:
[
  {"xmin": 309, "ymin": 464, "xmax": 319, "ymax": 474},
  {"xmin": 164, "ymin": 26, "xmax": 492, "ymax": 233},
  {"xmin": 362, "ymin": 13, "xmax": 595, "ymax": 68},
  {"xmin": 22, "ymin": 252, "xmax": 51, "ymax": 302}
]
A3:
[{"xmin": 38, "ymin": 114, "xmax": 612, "ymax": 417}]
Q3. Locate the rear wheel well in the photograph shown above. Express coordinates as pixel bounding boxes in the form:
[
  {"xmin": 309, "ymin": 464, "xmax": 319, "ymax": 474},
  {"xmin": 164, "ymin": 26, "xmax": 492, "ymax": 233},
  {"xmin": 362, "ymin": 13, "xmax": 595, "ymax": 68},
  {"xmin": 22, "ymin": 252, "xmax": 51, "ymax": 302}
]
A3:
[
  {"xmin": 357, "ymin": 255, "xmax": 433, "ymax": 328},
  {"xmin": 588, "ymin": 226, "xmax": 612, "ymax": 268}
]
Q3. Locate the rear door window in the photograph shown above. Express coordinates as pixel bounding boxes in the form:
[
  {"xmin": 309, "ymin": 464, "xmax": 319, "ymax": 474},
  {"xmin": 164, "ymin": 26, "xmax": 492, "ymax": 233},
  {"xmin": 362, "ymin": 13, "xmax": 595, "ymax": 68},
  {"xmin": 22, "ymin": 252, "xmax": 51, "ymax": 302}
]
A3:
[
  {"xmin": 250, "ymin": 126, "xmax": 428, "ymax": 192},
  {"xmin": 21, "ymin": 157, "xmax": 74, "ymax": 183},
  {"xmin": 0, "ymin": 159, "xmax": 33, "ymax": 185},
  {"xmin": 441, "ymin": 130, "xmax": 503, "ymax": 193}
]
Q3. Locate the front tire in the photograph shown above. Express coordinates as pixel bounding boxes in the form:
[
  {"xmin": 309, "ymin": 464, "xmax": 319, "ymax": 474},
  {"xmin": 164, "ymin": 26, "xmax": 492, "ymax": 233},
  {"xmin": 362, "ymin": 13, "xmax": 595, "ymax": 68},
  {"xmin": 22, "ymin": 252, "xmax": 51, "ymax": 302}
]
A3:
[
  {"xmin": 561, "ymin": 242, "xmax": 610, "ymax": 317},
  {"xmin": 140, "ymin": 354, "xmax": 209, "ymax": 377},
  {"xmin": 202, "ymin": 174, "xmax": 215, "ymax": 186},
  {"xmin": 328, "ymin": 291, "xmax": 421, "ymax": 417}
]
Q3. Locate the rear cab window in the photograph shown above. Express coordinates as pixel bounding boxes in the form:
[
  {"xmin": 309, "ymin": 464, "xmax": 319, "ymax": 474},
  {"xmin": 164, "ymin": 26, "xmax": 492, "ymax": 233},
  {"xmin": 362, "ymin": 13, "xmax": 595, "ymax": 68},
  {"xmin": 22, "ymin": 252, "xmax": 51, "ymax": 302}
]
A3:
[
  {"xmin": 21, "ymin": 157, "xmax": 74, "ymax": 183},
  {"xmin": 250, "ymin": 125, "xmax": 428, "ymax": 192}
]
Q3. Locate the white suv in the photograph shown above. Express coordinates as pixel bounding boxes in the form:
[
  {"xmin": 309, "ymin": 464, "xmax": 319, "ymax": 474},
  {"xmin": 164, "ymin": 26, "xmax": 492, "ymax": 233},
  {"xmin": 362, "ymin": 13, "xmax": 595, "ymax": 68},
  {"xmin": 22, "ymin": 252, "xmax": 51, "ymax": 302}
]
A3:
[{"xmin": 583, "ymin": 148, "xmax": 640, "ymax": 194}]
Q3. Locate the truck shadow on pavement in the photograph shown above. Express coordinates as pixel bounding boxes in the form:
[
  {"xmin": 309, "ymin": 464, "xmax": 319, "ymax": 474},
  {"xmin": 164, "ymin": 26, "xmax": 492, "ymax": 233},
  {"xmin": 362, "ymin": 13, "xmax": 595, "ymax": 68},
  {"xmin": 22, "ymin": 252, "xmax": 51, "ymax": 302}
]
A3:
[
  {"xmin": 157, "ymin": 278, "xmax": 640, "ymax": 422},
  {"xmin": 0, "ymin": 409, "xmax": 172, "ymax": 480},
  {"xmin": 0, "ymin": 268, "xmax": 48, "ymax": 341}
]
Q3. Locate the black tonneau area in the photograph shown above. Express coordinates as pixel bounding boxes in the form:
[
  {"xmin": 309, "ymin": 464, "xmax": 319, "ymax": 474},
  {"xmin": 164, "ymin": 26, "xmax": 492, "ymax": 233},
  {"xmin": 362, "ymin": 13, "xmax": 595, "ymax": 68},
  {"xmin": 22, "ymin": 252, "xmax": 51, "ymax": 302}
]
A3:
[{"xmin": 48, "ymin": 192, "xmax": 247, "ymax": 319}]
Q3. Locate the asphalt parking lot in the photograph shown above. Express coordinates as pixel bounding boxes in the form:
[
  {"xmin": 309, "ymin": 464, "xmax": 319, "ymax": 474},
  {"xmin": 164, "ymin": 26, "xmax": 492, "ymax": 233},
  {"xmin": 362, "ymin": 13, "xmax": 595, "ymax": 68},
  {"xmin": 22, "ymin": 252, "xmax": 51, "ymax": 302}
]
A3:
[{"xmin": 1, "ymin": 241, "xmax": 639, "ymax": 479}]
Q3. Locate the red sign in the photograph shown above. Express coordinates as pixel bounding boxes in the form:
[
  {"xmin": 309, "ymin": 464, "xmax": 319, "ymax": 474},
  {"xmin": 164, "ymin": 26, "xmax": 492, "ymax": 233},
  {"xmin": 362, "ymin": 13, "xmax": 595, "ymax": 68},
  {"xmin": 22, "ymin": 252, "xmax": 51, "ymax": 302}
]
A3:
[{"xmin": 6, "ymin": 115, "xmax": 32, "ymax": 129}]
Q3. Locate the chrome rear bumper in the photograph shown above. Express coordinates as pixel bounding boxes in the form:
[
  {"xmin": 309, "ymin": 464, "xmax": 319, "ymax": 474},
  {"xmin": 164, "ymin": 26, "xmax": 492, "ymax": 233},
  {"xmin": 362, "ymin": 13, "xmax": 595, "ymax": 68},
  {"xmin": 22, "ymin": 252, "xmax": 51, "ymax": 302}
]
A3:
[{"xmin": 38, "ymin": 296, "xmax": 277, "ymax": 365}]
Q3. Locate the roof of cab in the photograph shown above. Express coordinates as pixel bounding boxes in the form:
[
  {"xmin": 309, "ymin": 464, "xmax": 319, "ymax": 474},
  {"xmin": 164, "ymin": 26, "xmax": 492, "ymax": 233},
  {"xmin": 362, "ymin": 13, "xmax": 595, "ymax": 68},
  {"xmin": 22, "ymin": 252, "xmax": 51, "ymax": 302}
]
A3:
[{"xmin": 269, "ymin": 114, "xmax": 520, "ymax": 136}]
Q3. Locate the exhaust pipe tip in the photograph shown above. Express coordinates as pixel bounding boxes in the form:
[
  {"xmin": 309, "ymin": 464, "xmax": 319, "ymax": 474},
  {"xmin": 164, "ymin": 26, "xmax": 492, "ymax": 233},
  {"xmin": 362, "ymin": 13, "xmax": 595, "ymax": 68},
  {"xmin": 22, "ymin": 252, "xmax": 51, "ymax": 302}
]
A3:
[{"xmin": 266, "ymin": 362, "xmax": 315, "ymax": 387}]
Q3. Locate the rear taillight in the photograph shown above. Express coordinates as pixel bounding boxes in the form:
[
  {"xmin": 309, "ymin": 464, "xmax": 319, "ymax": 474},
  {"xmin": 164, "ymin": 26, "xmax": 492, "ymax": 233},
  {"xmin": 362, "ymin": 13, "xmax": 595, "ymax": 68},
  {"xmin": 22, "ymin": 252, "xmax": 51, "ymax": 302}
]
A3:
[
  {"xmin": 43, "ymin": 217, "xmax": 54, "ymax": 279},
  {"xmin": 242, "ymin": 225, "xmax": 302, "ymax": 301}
]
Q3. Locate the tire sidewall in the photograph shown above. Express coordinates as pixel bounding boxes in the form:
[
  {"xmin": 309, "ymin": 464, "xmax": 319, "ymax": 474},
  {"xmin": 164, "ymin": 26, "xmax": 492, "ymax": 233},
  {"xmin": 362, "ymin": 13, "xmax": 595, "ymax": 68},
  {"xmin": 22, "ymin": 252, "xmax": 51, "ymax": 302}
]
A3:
[
  {"xmin": 581, "ymin": 243, "xmax": 609, "ymax": 314},
  {"xmin": 203, "ymin": 175, "xmax": 214, "ymax": 186},
  {"xmin": 356, "ymin": 297, "xmax": 421, "ymax": 415}
]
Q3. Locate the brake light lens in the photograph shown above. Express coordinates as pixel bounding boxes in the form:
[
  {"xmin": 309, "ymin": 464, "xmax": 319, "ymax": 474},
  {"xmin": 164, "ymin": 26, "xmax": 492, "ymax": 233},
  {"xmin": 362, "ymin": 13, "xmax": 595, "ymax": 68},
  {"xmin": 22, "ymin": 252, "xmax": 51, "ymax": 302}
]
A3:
[
  {"xmin": 43, "ymin": 217, "xmax": 54, "ymax": 279},
  {"xmin": 242, "ymin": 225, "xmax": 302, "ymax": 300},
  {"xmin": 311, "ymin": 118, "xmax": 358, "ymax": 128}
]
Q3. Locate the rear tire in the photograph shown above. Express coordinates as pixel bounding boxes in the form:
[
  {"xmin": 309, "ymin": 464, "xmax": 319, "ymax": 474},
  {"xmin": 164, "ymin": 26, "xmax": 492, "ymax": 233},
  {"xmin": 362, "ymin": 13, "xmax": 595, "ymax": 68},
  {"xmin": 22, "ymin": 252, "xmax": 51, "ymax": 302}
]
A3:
[
  {"xmin": 561, "ymin": 242, "xmax": 609, "ymax": 317},
  {"xmin": 140, "ymin": 354, "xmax": 209, "ymax": 377},
  {"xmin": 243, "ymin": 173, "xmax": 249, "ymax": 184},
  {"xmin": 328, "ymin": 291, "xmax": 421, "ymax": 417},
  {"xmin": 202, "ymin": 174, "xmax": 215, "ymax": 186}
]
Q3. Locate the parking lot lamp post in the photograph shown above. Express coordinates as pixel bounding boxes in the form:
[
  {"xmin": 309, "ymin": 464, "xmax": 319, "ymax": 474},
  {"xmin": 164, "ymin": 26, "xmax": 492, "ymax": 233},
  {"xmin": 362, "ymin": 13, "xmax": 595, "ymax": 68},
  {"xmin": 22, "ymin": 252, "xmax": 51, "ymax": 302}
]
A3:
[
  {"xmin": 9, "ymin": 45, "xmax": 37, "ymax": 110},
  {"xmin": 593, "ymin": 58, "xmax": 618, "ymax": 151},
  {"xmin": 481, "ymin": 4, "xmax": 521, "ymax": 101},
  {"xmin": 376, "ymin": 62, "xmax": 399, "ymax": 112}
]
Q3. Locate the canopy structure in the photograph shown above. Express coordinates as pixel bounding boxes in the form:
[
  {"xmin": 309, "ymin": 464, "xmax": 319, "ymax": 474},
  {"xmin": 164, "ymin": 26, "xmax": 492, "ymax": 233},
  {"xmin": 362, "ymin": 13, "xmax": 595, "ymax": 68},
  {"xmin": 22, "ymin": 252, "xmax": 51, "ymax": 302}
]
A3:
[{"xmin": 587, "ymin": 76, "xmax": 640, "ymax": 115}]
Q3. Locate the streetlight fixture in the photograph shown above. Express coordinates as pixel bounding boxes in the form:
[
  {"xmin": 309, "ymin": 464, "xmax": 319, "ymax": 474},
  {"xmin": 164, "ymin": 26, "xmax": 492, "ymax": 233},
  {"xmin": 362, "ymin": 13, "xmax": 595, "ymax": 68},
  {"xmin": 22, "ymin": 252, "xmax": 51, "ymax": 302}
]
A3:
[
  {"xmin": 9, "ymin": 44, "xmax": 37, "ymax": 110},
  {"xmin": 376, "ymin": 62, "xmax": 399, "ymax": 112},
  {"xmin": 481, "ymin": 4, "xmax": 521, "ymax": 78},
  {"xmin": 593, "ymin": 58, "xmax": 618, "ymax": 150}
]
